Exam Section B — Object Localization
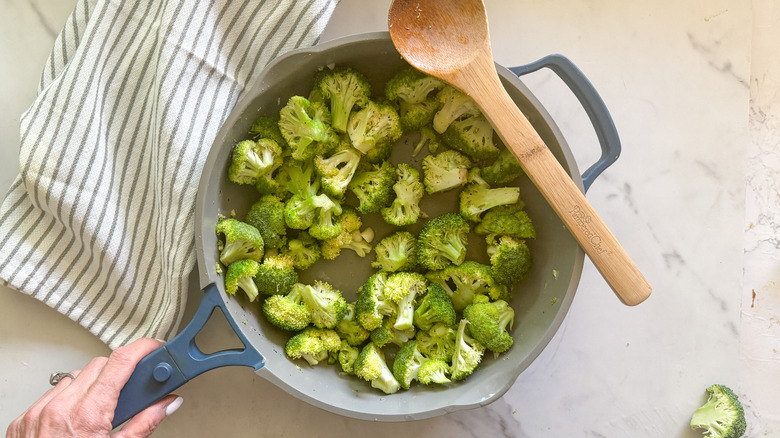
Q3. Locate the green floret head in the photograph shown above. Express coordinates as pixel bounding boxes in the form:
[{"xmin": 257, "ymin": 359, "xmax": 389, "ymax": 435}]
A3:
[
  {"xmin": 331, "ymin": 340, "xmax": 360, "ymax": 375},
  {"xmin": 381, "ymin": 162, "xmax": 423, "ymax": 227},
  {"xmin": 320, "ymin": 209, "xmax": 372, "ymax": 259},
  {"xmin": 441, "ymin": 114, "xmax": 500, "ymax": 160},
  {"xmin": 481, "ymin": 148, "xmax": 525, "ymax": 186},
  {"xmin": 450, "ymin": 319, "xmax": 485, "ymax": 381},
  {"xmin": 432, "ymin": 85, "xmax": 481, "ymax": 134},
  {"xmin": 416, "ymin": 322, "xmax": 457, "ymax": 362},
  {"xmin": 314, "ymin": 67, "xmax": 372, "ymax": 133},
  {"xmin": 384, "ymin": 66, "xmax": 445, "ymax": 131},
  {"xmin": 281, "ymin": 231, "xmax": 321, "ymax": 270},
  {"xmin": 354, "ymin": 343, "xmax": 400, "ymax": 394},
  {"xmin": 417, "ymin": 358, "xmax": 451, "ymax": 385},
  {"xmin": 459, "ymin": 183, "xmax": 521, "ymax": 222},
  {"xmin": 299, "ymin": 280, "xmax": 348, "ymax": 329},
  {"xmin": 335, "ymin": 303, "xmax": 371, "ymax": 346},
  {"xmin": 371, "ymin": 230, "xmax": 418, "ymax": 273},
  {"xmin": 414, "ymin": 282, "xmax": 457, "ymax": 331},
  {"xmin": 412, "ymin": 125, "xmax": 442, "ymax": 157},
  {"xmin": 421, "ymin": 150, "xmax": 471, "ymax": 194},
  {"xmin": 426, "ymin": 261, "xmax": 506, "ymax": 311},
  {"xmin": 307, "ymin": 193, "xmax": 343, "ymax": 241},
  {"xmin": 384, "ymin": 272, "xmax": 427, "ymax": 331},
  {"xmin": 354, "ymin": 271, "xmax": 396, "ymax": 331},
  {"xmin": 283, "ymin": 193, "xmax": 319, "ymax": 230},
  {"xmin": 392, "ymin": 340, "xmax": 429, "ymax": 390},
  {"xmin": 474, "ymin": 203, "xmax": 536, "ymax": 239},
  {"xmin": 278, "ymin": 95, "xmax": 339, "ymax": 161},
  {"xmin": 245, "ymin": 195, "xmax": 287, "ymax": 250},
  {"xmin": 284, "ymin": 327, "xmax": 341, "ymax": 366},
  {"xmin": 314, "ymin": 142, "xmax": 362, "ymax": 199},
  {"xmin": 463, "ymin": 297, "xmax": 515, "ymax": 353},
  {"xmin": 370, "ymin": 315, "xmax": 416, "ymax": 348},
  {"xmin": 346, "ymin": 100, "xmax": 403, "ymax": 156},
  {"xmin": 249, "ymin": 115, "xmax": 288, "ymax": 148},
  {"xmin": 347, "ymin": 161, "xmax": 397, "ymax": 214},
  {"xmin": 253, "ymin": 253, "xmax": 298, "ymax": 296},
  {"xmin": 487, "ymin": 234, "xmax": 533, "ymax": 286},
  {"xmin": 228, "ymin": 139, "xmax": 284, "ymax": 186},
  {"xmin": 262, "ymin": 283, "xmax": 312, "ymax": 331},
  {"xmin": 690, "ymin": 384, "xmax": 746, "ymax": 438},
  {"xmin": 216, "ymin": 218, "xmax": 264, "ymax": 265},
  {"xmin": 279, "ymin": 157, "xmax": 318, "ymax": 198},
  {"xmin": 416, "ymin": 213, "xmax": 470, "ymax": 271},
  {"xmin": 224, "ymin": 259, "xmax": 260, "ymax": 302}
]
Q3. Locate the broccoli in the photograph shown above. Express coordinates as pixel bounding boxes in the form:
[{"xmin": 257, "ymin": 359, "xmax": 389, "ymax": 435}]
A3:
[
  {"xmin": 253, "ymin": 253, "xmax": 298, "ymax": 296},
  {"xmin": 450, "ymin": 319, "xmax": 485, "ymax": 381},
  {"xmin": 307, "ymin": 193, "xmax": 343, "ymax": 241},
  {"xmin": 346, "ymin": 100, "xmax": 403, "ymax": 157},
  {"xmin": 415, "ymin": 322, "xmax": 457, "ymax": 361},
  {"xmin": 331, "ymin": 340, "xmax": 360, "ymax": 375},
  {"xmin": 280, "ymin": 231, "xmax": 321, "ymax": 270},
  {"xmin": 278, "ymin": 95, "xmax": 338, "ymax": 161},
  {"xmin": 463, "ymin": 295, "xmax": 514, "ymax": 353},
  {"xmin": 249, "ymin": 115, "xmax": 288, "ymax": 148},
  {"xmin": 417, "ymin": 358, "xmax": 451, "ymax": 385},
  {"xmin": 370, "ymin": 315, "xmax": 416, "ymax": 348},
  {"xmin": 354, "ymin": 271, "xmax": 396, "ymax": 331},
  {"xmin": 385, "ymin": 66, "xmax": 445, "ymax": 130},
  {"xmin": 432, "ymin": 85, "xmax": 481, "ymax": 134},
  {"xmin": 354, "ymin": 343, "xmax": 400, "ymax": 394},
  {"xmin": 413, "ymin": 282, "xmax": 456, "ymax": 331},
  {"xmin": 381, "ymin": 162, "xmax": 423, "ymax": 227},
  {"xmin": 486, "ymin": 234, "xmax": 532, "ymax": 286},
  {"xmin": 426, "ymin": 261, "xmax": 506, "ymax": 311},
  {"xmin": 314, "ymin": 67, "xmax": 372, "ymax": 133},
  {"xmin": 224, "ymin": 259, "xmax": 260, "ymax": 302},
  {"xmin": 421, "ymin": 150, "xmax": 471, "ymax": 194},
  {"xmin": 393, "ymin": 340, "xmax": 430, "ymax": 390},
  {"xmin": 262, "ymin": 283, "xmax": 312, "ymax": 331},
  {"xmin": 442, "ymin": 114, "xmax": 500, "ymax": 160},
  {"xmin": 216, "ymin": 218, "xmax": 264, "ymax": 265},
  {"xmin": 285, "ymin": 327, "xmax": 341, "ymax": 366},
  {"xmin": 228, "ymin": 139, "xmax": 284, "ymax": 186},
  {"xmin": 321, "ymin": 209, "xmax": 373, "ymax": 259},
  {"xmin": 481, "ymin": 148, "xmax": 525, "ymax": 186},
  {"xmin": 371, "ymin": 230, "xmax": 418, "ymax": 273},
  {"xmin": 245, "ymin": 195, "xmax": 287, "ymax": 249},
  {"xmin": 690, "ymin": 384, "xmax": 746, "ymax": 438},
  {"xmin": 314, "ymin": 142, "xmax": 362, "ymax": 199},
  {"xmin": 467, "ymin": 167, "xmax": 490, "ymax": 188},
  {"xmin": 347, "ymin": 161, "xmax": 397, "ymax": 214},
  {"xmin": 335, "ymin": 303, "xmax": 370, "ymax": 346},
  {"xmin": 384, "ymin": 272, "xmax": 428, "ymax": 331},
  {"xmin": 299, "ymin": 280, "xmax": 348, "ymax": 329},
  {"xmin": 474, "ymin": 203, "xmax": 536, "ymax": 239},
  {"xmin": 459, "ymin": 183, "xmax": 521, "ymax": 222},
  {"xmin": 416, "ymin": 213, "xmax": 470, "ymax": 271},
  {"xmin": 280, "ymin": 157, "xmax": 319, "ymax": 198},
  {"xmin": 283, "ymin": 192, "xmax": 322, "ymax": 230},
  {"xmin": 412, "ymin": 125, "xmax": 442, "ymax": 157}
]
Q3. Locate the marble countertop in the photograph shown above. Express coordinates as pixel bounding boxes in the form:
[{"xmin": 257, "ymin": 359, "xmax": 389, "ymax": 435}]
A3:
[{"xmin": 1, "ymin": 0, "xmax": 777, "ymax": 436}]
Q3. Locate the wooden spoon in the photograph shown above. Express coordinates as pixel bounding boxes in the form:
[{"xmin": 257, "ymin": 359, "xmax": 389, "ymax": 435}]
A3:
[{"xmin": 388, "ymin": 0, "xmax": 651, "ymax": 305}]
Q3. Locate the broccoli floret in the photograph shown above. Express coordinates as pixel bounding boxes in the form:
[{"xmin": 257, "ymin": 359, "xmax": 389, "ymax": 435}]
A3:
[
  {"xmin": 253, "ymin": 253, "xmax": 298, "ymax": 296},
  {"xmin": 690, "ymin": 384, "xmax": 746, "ymax": 438},
  {"xmin": 245, "ymin": 195, "xmax": 287, "ymax": 249},
  {"xmin": 474, "ymin": 203, "xmax": 536, "ymax": 239},
  {"xmin": 481, "ymin": 148, "xmax": 525, "ymax": 186},
  {"xmin": 283, "ymin": 193, "xmax": 320, "ymax": 230},
  {"xmin": 432, "ymin": 85, "xmax": 481, "ymax": 134},
  {"xmin": 417, "ymin": 213, "xmax": 470, "ymax": 271},
  {"xmin": 224, "ymin": 259, "xmax": 260, "ymax": 302},
  {"xmin": 385, "ymin": 66, "xmax": 445, "ymax": 131},
  {"xmin": 281, "ymin": 231, "xmax": 322, "ymax": 270},
  {"xmin": 371, "ymin": 230, "xmax": 418, "ymax": 273},
  {"xmin": 415, "ymin": 322, "xmax": 457, "ymax": 361},
  {"xmin": 381, "ymin": 162, "xmax": 423, "ymax": 226},
  {"xmin": 421, "ymin": 150, "xmax": 471, "ymax": 194},
  {"xmin": 314, "ymin": 143, "xmax": 362, "ymax": 199},
  {"xmin": 321, "ymin": 209, "xmax": 373, "ymax": 259},
  {"xmin": 228, "ymin": 139, "xmax": 284, "ymax": 186},
  {"xmin": 467, "ymin": 167, "xmax": 490, "ymax": 187},
  {"xmin": 330, "ymin": 340, "xmax": 360, "ymax": 375},
  {"xmin": 262, "ymin": 283, "xmax": 312, "ymax": 331},
  {"xmin": 463, "ymin": 295, "xmax": 514, "ymax": 353},
  {"xmin": 278, "ymin": 95, "xmax": 338, "ymax": 161},
  {"xmin": 442, "ymin": 114, "xmax": 500, "ymax": 160},
  {"xmin": 307, "ymin": 193, "xmax": 343, "ymax": 241},
  {"xmin": 354, "ymin": 343, "xmax": 400, "ymax": 394},
  {"xmin": 347, "ymin": 161, "xmax": 397, "ymax": 214},
  {"xmin": 355, "ymin": 271, "xmax": 397, "ymax": 331},
  {"xmin": 459, "ymin": 183, "xmax": 521, "ymax": 222},
  {"xmin": 299, "ymin": 280, "xmax": 348, "ymax": 329},
  {"xmin": 384, "ymin": 272, "xmax": 427, "ymax": 331},
  {"xmin": 413, "ymin": 282, "xmax": 456, "ymax": 331},
  {"xmin": 335, "ymin": 303, "xmax": 370, "ymax": 346},
  {"xmin": 285, "ymin": 327, "xmax": 341, "ymax": 366},
  {"xmin": 393, "ymin": 340, "xmax": 429, "ymax": 390},
  {"xmin": 450, "ymin": 319, "xmax": 485, "ymax": 381},
  {"xmin": 486, "ymin": 234, "xmax": 532, "ymax": 286},
  {"xmin": 346, "ymin": 100, "xmax": 402, "ymax": 157},
  {"xmin": 249, "ymin": 115, "xmax": 288, "ymax": 148},
  {"xmin": 280, "ymin": 158, "xmax": 318, "ymax": 198},
  {"xmin": 314, "ymin": 67, "xmax": 372, "ymax": 133},
  {"xmin": 370, "ymin": 315, "xmax": 416, "ymax": 348},
  {"xmin": 216, "ymin": 218, "xmax": 264, "ymax": 265},
  {"xmin": 412, "ymin": 125, "xmax": 442, "ymax": 157},
  {"xmin": 426, "ymin": 261, "xmax": 506, "ymax": 311},
  {"xmin": 417, "ymin": 358, "xmax": 451, "ymax": 385}
]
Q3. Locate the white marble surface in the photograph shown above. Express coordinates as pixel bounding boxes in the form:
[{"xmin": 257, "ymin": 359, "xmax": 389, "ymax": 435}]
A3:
[{"xmin": 1, "ymin": 0, "xmax": 777, "ymax": 436}]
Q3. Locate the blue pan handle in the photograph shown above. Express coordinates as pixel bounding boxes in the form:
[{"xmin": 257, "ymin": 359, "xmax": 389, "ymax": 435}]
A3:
[
  {"xmin": 508, "ymin": 54, "xmax": 621, "ymax": 193},
  {"xmin": 112, "ymin": 283, "xmax": 265, "ymax": 428}
]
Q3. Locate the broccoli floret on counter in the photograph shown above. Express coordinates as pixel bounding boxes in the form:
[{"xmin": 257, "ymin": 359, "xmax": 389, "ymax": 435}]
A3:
[
  {"xmin": 245, "ymin": 195, "xmax": 287, "ymax": 250},
  {"xmin": 432, "ymin": 85, "xmax": 481, "ymax": 134},
  {"xmin": 278, "ymin": 95, "xmax": 338, "ymax": 161},
  {"xmin": 421, "ymin": 150, "xmax": 471, "ymax": 194},
  {"xmin": 474, "ymin": 203, "xmax": 536, "ymax": 240},
  {"xmin": 320, "ymin": 209, "xmax": 373, "ymax": 259},
  {"xmin": 216, "ymin": 218, "xmax": 264, "ymax": 265},
  {"xmin": 417, "ymin": 358, "xmax": 452, "ymax": 385},
  {"xmin": 335, "ymin": 303, "xmax": 370, "ymax": 347},
  {"xmin": 281, "ymin": 231, "xmax": 322, "ymax": 270},
  {"xmin": 463, "ymin": 295, "xmax": 514, "ymax": 353},
  {"xmin": 426, "ymin": 261, "xmax": 506, "ymax": 311},
  {"xmin": 442, "ymin": 114, "xmax": 500, "ymax": 160},
  {"xmin": 486, "ymin": 234, "xmax": 532, "ymax": 286},
  {"xmin": 393, "ymin": 340, "xmax": 430, "ymax": 390},
  {"xmin": 254, "ymin": 253, "xmax": 298, "ymax": 296},
  {"xmin": 299, "ymin": 280, "xmax": 348, "ymax": 330},
  {"xmin": 346, "ymin": 100, "xmax": 403, "ymax": 157},
  {"xmin": 416, "ymin": 322, "xmax": 457, "ymax": 362},
  {"xmin": 450, "ymin": 319, "xmax": 485, "ymax": 381},
  {"xmin": 314, "ymin": 142, "xmax": 362, "ymax": 199},
  {"xmin": 370, "ymin": 315, "xmax": 416, "ymax": 348},
  {"xmin": 690, "ymin": 384, "xmax": 746, "ymax": 438},
  {"xmin": 354, "ymin": 343, "xmax": 400, "ymax": 395},
  {"xmin": 314, "ymin": 67, "xmax": 372, "ymax": 133},
  {"xmin": 385, "ymin": 66, "xmax": 445, "ymax": 131},
  {"xmin": 355, "ymin": 271, "xmax": 396, "ymax": 331},
  {"xmin": 371, "ymin": 230, "xmax": 418, "ymax": 273},
  {"xmin": 381, "ymin": 162, "xmax": 423, "ymax": 227},
  {"xmin": 228, "ymin": 138, "xmax": 284, "ymax": 186},
  {"xmin": 481, "ymin": 148, "xmax": 525, "ymax": 186},
  {"xmin": 416, "ymin": 213, "xmax": 470, "ymax": 271},
  {"xmin": 412, "ymin": 125, "xmax": 442, "ymax": 157},
  {"xmin": 262, "ymin": 283, "xmax": 312, "ymax": 331},
  {"xmin": 224, "ymin": 259, "xmax": 260, "ymax": 302},
  {"xmin": 384, "ymin": 272, "xmax": 428, "ymax": 331},
  {"xmin": 249, "ymin": 115, "xmax": 288, "ymax": 148},
  {"xmin": 413, "ymin": 282, "xmax": 456, "ymax": 332},
  {"xmin": 348, "ymin": 160, "xmax": 398, "ymax": 214},
  {"xmin": 459, "ymin": 183, "xmax": 521, "ymax": 222},
  {"xmin": 285, "ymin": 327, "xmax": 341, "ymax": 366}
]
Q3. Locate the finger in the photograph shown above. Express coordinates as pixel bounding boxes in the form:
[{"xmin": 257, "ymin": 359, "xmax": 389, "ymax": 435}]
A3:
[
  {"xmin": 113, "ymin": 395, "xmax": 183, "ymax": 438},
  {"xmin": 8, "ymin": 369, "xmax": 83, "ymax": 437},
  {"xmin": 59, "ymin": 357, "xmax": 108, "ymax": 398},
  {"xmin": 87, "ymin": 338, "xmax": 164, "ymax": 402}
]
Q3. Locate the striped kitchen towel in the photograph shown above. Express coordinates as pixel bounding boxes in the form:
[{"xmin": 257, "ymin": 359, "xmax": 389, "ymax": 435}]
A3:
[{"xmin": 0, "ymin": 0, "xmax": 339, "ymax": 350}]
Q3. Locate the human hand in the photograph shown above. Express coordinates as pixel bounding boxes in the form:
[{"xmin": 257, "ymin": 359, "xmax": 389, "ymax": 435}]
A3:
[{"xmin": 7, "ymin": 338, "xmax": 183, "ymax": 438}]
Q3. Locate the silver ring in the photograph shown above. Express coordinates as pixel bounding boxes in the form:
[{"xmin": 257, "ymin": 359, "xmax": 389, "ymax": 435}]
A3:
[{"xmin": 49, "ymin": 372, "xmax": 76, "ymax": 386}]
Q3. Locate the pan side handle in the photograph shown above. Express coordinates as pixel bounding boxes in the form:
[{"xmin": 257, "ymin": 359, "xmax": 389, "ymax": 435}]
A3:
[{"xmin": 111, "ymin": 283, "xmax": 265, "ymax": 429}]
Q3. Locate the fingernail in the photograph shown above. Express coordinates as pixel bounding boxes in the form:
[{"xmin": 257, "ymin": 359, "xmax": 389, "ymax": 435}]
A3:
[{"xmin": 165, "ymin": 396, "xmax": 184, "ymax": 417}]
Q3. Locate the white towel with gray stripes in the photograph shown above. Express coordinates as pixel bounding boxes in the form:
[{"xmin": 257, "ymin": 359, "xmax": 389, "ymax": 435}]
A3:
[{"xmin": 0, "ymin": 0, "xmax": 339, "ymax": 349}]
